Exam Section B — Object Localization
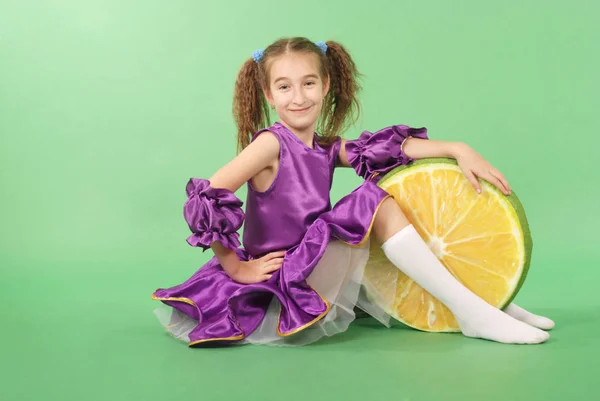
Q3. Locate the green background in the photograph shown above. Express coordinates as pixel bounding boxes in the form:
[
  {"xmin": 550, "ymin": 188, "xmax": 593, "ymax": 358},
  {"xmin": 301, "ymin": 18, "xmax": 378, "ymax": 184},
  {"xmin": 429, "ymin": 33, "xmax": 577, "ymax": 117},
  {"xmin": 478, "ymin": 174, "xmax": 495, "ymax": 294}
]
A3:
[{"xmin": 1, "ymin": 0, "xmax": 598, "ymax": 400}]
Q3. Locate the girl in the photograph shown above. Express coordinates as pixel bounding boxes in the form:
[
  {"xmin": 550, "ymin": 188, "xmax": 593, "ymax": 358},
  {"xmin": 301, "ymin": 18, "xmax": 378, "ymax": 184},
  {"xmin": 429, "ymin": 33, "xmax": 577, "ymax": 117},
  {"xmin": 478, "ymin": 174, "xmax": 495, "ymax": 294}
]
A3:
[{"xmin": 151, "ymin": 37, "xmax": 555, "ymax": 347}]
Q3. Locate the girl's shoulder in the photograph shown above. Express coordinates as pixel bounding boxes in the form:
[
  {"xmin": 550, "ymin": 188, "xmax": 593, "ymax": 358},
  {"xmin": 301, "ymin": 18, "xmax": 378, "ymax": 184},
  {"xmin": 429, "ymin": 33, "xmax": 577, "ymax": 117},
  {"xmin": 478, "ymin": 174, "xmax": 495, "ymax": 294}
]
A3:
[
  {"xmin": 251, "ymin": 128, "xmax": 279, "ymax": 144},
  {"xmin": 249, "ymin": 127, "xmax": 283, "ymax": 155},
  {"xmin": 250, "ymin": 123, "xmax": 285, "ymax": 144}
]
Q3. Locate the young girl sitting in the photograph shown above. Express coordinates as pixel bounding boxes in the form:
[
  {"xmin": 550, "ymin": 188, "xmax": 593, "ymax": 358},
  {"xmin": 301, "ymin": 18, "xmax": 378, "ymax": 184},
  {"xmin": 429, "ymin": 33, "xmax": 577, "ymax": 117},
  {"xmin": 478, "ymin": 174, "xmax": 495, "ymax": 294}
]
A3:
[{"xmin": 151, "ymin": 37, "xmax": 554, "ymax": 347}]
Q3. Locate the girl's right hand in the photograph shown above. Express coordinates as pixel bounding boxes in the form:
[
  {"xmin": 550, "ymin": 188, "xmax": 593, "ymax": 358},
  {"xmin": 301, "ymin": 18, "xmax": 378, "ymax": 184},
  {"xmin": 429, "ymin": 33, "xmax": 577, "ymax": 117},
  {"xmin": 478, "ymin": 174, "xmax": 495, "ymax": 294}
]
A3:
[{"xmin": 230, "ymin": 251, "xmax": 286, "ymax": 284}]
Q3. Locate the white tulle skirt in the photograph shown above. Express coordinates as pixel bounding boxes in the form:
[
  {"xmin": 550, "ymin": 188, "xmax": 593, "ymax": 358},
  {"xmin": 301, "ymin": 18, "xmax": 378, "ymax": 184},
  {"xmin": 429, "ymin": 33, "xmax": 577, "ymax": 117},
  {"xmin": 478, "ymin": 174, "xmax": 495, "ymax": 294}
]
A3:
[{"xmin": 153, "ymin": 239, "xmax": 397, "ymax": 346}]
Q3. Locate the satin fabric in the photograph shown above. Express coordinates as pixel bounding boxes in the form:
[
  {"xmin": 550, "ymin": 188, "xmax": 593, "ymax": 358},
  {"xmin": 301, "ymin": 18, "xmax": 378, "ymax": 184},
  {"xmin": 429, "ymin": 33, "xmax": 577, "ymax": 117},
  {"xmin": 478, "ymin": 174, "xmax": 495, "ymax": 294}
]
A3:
[
  {"xmin": 346, "ymin": 124, "xmax": 429, "ymax": 183},
  {"xmin": 152, "ymin": 122, "xmax": 428, "ymax": 346},
  {"xmin": 183, "ymin": 178, "xmax": 245, "ymax": 251}
]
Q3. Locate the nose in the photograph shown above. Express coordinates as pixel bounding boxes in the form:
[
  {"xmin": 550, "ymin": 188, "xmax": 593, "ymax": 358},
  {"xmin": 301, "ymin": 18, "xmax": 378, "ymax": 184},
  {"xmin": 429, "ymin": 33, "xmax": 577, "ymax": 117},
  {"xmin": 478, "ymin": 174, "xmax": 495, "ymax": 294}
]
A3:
[{"xmin": 292, "ymin": 87, "xmax": 307, "ymax": 106}]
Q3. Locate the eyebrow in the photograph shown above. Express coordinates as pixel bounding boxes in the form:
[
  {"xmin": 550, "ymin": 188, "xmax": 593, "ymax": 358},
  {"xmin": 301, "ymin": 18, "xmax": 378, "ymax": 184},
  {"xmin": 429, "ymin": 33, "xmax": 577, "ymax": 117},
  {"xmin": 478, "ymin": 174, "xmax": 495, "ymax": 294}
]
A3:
[{"xmin": 273, "ymin": 74, "xmax": 319, "ymax": 84}]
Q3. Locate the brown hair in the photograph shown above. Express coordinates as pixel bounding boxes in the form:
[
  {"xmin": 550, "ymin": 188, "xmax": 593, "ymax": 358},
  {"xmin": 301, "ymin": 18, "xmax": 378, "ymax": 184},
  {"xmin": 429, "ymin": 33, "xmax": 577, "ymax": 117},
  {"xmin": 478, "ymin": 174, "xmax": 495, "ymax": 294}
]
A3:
[{"xmin": 232, "ymin": 37, "xmax": 362, "ymax": 153}]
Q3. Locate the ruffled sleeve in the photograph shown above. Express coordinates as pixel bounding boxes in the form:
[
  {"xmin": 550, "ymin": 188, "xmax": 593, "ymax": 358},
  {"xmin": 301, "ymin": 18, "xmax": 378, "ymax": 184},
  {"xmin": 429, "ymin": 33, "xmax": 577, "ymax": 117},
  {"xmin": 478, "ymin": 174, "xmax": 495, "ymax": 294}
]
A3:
[
  {"xmin": 183, "ymin": 178, "xmax": 245, "ymax": 252},
  {"xmin": 345, "ymin": 125, "xmax": 429, "ymax": 182}
]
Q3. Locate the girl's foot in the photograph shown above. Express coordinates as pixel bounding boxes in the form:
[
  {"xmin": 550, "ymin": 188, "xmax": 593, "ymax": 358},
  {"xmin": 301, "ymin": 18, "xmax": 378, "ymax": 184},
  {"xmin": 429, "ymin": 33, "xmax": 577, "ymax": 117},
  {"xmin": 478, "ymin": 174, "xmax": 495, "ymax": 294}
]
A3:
[
  {"xmin": 454, "ymin": 300, "xmax": 550, "ymax": 344},
  {"xmin": 504, "ymin": 303, "xmax": 555, "ymax": 330}
]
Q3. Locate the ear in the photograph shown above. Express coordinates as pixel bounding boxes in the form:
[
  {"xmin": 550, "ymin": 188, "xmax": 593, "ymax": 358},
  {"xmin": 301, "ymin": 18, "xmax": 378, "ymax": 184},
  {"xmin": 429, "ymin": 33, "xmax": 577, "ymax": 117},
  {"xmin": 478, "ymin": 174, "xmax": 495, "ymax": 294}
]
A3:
[
  {"xmin": 263, "ymin": 87, "xmax": 273, "ymax": 104},
  {"xmin": 322, "ymin": 75, "xmax": 330, "ymax": 96}
]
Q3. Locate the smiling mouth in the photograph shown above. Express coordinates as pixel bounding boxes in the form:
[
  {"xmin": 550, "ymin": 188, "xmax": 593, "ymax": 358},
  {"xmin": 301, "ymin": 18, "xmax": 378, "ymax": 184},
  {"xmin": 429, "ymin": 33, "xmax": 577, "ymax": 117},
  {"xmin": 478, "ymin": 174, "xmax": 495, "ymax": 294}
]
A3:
[{"xmin": 290, "ymin": 106, "xmax": 311, "ymax": 112}]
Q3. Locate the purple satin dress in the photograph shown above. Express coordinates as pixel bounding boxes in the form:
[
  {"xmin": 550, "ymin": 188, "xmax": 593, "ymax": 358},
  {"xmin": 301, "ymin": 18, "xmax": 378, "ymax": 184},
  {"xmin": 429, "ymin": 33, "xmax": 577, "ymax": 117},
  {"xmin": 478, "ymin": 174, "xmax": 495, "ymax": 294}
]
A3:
[{"xmin": 151, "ymin": 122, "xmax": 428, "ymax": 346}]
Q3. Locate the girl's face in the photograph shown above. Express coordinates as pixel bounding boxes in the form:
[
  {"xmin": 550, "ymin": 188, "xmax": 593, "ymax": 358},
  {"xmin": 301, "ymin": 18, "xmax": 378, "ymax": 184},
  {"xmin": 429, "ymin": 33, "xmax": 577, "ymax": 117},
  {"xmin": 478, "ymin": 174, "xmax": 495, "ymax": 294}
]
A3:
[{"xmin": 265, "ymin": 52, "xmax": 329, "ymax": 134}]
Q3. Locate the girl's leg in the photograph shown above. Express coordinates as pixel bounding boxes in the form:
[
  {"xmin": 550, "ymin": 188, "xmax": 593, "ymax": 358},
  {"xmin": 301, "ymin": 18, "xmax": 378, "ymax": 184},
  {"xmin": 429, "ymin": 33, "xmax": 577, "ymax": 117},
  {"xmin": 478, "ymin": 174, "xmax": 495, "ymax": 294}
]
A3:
[{"xmin": 372, "ymin": 198, "xmax": 550, "ymax": 344}]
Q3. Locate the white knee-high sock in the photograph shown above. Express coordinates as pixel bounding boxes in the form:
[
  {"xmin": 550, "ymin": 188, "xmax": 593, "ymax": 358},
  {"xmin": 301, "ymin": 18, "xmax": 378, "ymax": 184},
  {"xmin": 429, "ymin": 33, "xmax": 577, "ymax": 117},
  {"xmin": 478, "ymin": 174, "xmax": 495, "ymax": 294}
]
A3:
[{"xmin": 381, "ymin": 224, "xmax": 549, "ymax": 345}]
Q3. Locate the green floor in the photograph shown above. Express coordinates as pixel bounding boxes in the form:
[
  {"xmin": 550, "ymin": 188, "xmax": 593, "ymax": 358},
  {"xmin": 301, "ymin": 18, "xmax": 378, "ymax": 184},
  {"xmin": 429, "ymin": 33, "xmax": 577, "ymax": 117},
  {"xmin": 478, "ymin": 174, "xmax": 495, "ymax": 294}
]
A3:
[{"xmin": 2, "ymin": 257, "xmax": 595, "ymax": 401}]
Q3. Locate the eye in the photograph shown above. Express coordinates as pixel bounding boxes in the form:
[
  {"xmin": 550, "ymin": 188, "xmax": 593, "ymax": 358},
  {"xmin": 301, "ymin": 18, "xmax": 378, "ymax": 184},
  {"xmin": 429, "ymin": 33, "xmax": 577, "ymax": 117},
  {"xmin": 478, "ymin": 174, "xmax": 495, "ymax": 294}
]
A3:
[
  {"xmin": 278, "ymin": 85, "xmax": 289, "ymax": 90},
  {"xmin": 305, "ymin": 81, "xmax": 315, "ymax": 86}
]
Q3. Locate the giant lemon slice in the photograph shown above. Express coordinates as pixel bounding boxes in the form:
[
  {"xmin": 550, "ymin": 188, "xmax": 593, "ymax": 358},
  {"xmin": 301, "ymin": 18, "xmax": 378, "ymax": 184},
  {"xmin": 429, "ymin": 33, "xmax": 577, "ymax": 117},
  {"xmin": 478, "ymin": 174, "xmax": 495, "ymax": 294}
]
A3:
[{"xmin": 363, "ymin": 158, "xmax": 532, "ymax": 332}]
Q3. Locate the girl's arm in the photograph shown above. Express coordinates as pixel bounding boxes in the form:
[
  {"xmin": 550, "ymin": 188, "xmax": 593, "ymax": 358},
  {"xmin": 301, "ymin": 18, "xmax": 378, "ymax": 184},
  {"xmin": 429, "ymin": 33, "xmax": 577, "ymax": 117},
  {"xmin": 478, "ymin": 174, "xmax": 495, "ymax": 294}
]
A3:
[
  {"xmin": 401, "ymin": 137, "xmax": 463, "ymax": 159},
  {"xmin": 208, "ymin": 131, "xmax": 280, "ymax": 193},
  {"xmin": 337, "ymin": 137, "xmax": 463, "ymax": 167},
  {"xmin": 399, "ymin": 138, "xmax": 510, "ymax": 194},
  {"xmin": 205, "ymin": 132, "xmax": 280, "ymax": 275},
  {"xmin": 338, "ymin": 136, "xmax": 510, "ymax": 195}
]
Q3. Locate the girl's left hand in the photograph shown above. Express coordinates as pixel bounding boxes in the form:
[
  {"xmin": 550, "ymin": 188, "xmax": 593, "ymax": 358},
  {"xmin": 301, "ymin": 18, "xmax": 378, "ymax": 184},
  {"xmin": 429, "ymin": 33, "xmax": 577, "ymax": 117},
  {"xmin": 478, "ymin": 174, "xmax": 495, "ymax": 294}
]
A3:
[{"xmin": 453, "ymin": 143, "xmax": 511, "ymax": 195}]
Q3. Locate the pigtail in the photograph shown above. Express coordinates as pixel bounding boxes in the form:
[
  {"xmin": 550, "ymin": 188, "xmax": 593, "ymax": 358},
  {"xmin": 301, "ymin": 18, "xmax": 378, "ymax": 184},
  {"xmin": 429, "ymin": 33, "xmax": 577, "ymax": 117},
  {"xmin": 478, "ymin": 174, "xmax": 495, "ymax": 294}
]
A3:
[
  {"xmin": 232, "ymin": 58, "xmax": 271, "ymax": 153},
  {"xmin": 318, "ymin": 41, "xmax": 362, "ymax": 144}
]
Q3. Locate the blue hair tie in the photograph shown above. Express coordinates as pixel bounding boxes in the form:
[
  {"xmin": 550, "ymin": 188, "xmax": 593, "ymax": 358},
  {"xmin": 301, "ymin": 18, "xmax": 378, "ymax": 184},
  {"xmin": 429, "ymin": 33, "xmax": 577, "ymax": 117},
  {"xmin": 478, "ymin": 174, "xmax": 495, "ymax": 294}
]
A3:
[
  {"xmin": 315, "ymin": 41, "xmax": 328, "ymax": 54},
  {"xmin": 252, "ymin": 49, "xmax": 264, "ymax": 63},
  {"xmin": 251, "ymin": 41, "xmax": 327, "ymax": 63}
]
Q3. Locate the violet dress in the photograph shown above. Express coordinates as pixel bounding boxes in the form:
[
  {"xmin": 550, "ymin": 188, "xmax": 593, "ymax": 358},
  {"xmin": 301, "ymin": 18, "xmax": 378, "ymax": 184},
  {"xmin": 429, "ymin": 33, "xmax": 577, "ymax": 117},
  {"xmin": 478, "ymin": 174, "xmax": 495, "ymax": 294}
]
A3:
[{"xmin": 151, "ymin": 122, "xmax": 428, "ymax": 347}]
